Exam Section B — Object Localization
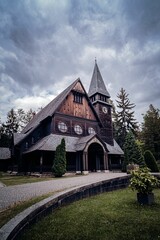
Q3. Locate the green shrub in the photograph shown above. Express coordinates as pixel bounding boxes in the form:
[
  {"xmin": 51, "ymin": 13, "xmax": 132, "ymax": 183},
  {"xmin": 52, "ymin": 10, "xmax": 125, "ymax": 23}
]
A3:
[
  {"xmin": 144, "ymin": 150, "xmax": 159, "ymax": 172},
  {"xmin": 130, "ymin": 167, "xmax": 159, "ymax": 194},
  {"xmin": 123, "ymin": 131, "xmax": 144, "ymax": 172},
  {"xmin": 52, "ymin": 138, "xmax": 66, "ymax": 177}
]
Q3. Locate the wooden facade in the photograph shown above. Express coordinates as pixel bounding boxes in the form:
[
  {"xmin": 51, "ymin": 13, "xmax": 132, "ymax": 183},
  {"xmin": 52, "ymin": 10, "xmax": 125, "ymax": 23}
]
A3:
[{"xmin": 13, "ymin": 63, "xmax": 123, "ymax": 174}]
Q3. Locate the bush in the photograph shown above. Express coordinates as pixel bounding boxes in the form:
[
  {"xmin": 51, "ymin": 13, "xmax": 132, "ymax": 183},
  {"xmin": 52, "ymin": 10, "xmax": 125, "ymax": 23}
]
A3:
[
  {"xmin": 130, "ymin": 167, "xmax": 159, "ymax": 194},
  {"xmin": 144, "ymin": 150, "xmax": 159, "ymax": 172},
  {"xmin": 52, "ymin": 138, "xmax": 66, "ymax": 177}
]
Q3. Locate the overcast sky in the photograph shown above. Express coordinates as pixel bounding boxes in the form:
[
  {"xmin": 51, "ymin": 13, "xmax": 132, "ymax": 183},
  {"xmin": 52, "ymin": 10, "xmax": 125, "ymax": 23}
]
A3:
[{"xmin": 0, "ymin": 0, "xmax": 160, "ymax": 124}]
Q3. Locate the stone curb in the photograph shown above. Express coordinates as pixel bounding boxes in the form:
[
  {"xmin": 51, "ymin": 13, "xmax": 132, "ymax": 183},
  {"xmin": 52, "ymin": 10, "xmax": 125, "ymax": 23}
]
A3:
[{"xmin": 0, "ymin": 175, "xmax": 130, "ymax": 240}]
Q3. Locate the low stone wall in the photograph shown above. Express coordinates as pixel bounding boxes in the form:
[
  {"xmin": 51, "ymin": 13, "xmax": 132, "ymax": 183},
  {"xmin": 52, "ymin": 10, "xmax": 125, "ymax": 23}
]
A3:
[{"xmin": 0, "ymin": 175, "xmax": 130, "ymax": 240}]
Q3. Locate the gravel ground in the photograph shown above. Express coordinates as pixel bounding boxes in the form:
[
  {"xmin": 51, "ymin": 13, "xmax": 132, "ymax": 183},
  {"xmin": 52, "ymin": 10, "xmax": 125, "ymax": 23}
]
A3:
[{"xmin": 0, "ymin": 172, "xmax": 127, "ymax": 211}]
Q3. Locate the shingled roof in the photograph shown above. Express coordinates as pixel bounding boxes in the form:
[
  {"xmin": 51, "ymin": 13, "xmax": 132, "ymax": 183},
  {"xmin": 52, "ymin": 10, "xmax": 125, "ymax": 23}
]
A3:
[
  {"xmin": 23, "ymin": 133, "xmax": 122, "ymax": 155},
  {"xmin": 106, "ymin": 140, "xmax": 124, "ymax": 155},
  {"xmin": 24, "ymin": 134, "xmax": 79, "ymax": 153},
  {"xmin": 22, "ymin": 78, "xmax": 81, "ymax": 134},
  {"xmin": 88, "ymin": 61, "xmax": 110, "ymax": 98}
]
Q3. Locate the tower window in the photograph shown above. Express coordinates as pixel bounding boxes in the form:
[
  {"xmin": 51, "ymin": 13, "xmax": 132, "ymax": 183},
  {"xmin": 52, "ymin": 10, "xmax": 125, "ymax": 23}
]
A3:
[
  {"xmin": 99, "ymin": 95, "xmax": 107, "ymax": 102},
  {"xmin": 91, "ymin": 96, "xmax": 96, "ymax": 102}
]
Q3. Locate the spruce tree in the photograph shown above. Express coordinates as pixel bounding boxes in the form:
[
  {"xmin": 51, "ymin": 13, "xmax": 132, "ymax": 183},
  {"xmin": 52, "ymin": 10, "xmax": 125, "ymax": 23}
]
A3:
[
  {"xmin": 123, "ymin": 131, "xmax": 144, "ymax": 171},
  {"xmin": 144, "ymin": 150, "xmax": 159, "ymax": 172},
  {"xmin": 141, "ymin": 105, "xmax": 160, "ymax": 160},
  {"xmin": 52, "ymin": 138, "xmax": 66, "ymax": 177},
  {"xmin": 114, "ymin": 88, "xmax": 138, "ymax": 148}
]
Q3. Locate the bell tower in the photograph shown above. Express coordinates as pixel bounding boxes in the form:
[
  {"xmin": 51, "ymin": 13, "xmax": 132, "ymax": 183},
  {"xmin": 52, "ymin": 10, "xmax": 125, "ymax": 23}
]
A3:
[{"xmin": 88, "ymin": 60, "xmax": 113, "ymax": 145}]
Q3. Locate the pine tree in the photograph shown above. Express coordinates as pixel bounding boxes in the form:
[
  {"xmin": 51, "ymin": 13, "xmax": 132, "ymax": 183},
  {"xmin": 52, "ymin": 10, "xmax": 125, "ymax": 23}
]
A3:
[
  {"xmin": 141, "ymin": 105, "xmax": 160, "ymax": 160},
  {"xmin": 114, "ymin": 88, "xmax": 138, "ymax": 148},
  {"xmin": 123, "ymin": 131, "xmax": 144, "ymax": 171},
  {"xmin": 52, "ymin": 138, "xmax": 66, "ymax": 177},
  {"xmin": 2, "ymin": 108, "xmax": 19, "ymax": 136}
]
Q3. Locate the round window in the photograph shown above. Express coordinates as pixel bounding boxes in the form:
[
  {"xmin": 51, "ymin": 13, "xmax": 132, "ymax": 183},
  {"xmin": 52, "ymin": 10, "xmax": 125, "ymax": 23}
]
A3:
[
  {"xmin": 74, "ymin": 124, "xmax": 83, "ymax": 135},
  {"xmin": 88, "ymin": 127, "xmax": 95, "ymax": 134},
  {"xmin": 58, "ymin": 121, "xmax": 68, "ymax": 133}
]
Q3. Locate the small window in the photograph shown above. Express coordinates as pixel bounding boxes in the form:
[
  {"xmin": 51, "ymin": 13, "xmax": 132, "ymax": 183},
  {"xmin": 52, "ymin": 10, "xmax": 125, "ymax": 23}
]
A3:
[
  {"xmin": 74, "ymin": 124, "xmax": 83, "ymax": 135},
  {"xmin": 73, "ymin": 92, "xmax": 83, "ymax": 104},
  {"xmin": 58, "ymin": 121, "xmax": 68, "ymax": 133},
  {"xmin": 88, "ymin": 127, "xmax": 95, "ymax": 134},
  {"xmin": 25, "ymin": 142, "xmax": 29, "ymax": 149},
  {"xmin": 32, "ymin": 137, "xmax": 35, "ymax": 144}
]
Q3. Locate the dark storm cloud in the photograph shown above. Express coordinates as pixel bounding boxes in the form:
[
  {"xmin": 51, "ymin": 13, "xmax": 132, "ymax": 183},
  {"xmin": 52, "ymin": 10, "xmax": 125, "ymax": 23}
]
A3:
[
  {"xmin": 121, "ymin": 0, "xmax": 160, "ymax": 44},
  {"xmin": 0, "ymin": 0, "xmax": 160, "ymax": 122}
]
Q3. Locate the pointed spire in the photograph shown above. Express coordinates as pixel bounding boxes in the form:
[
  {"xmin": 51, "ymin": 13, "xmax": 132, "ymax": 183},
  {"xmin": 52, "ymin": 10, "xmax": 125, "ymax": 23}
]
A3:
[{"xmin": 88, "ymin": 61, "xmax": 110, "ymax": 98}]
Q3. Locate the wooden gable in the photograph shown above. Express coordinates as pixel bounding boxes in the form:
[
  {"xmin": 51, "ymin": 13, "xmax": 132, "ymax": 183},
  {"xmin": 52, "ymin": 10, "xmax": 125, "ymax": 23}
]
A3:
[{"xmin": 57, "ymin": 81, "xmax": 96, "ymax": 120}]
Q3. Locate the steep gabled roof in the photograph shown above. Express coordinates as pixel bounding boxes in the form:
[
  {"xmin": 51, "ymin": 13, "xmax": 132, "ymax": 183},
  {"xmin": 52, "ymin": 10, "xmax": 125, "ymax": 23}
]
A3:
[
  {"xmin": 22, "ymin": 78, "xmax": 81, "ymax": 134},
  {"xmin": 88, "ymin": 61, "xmax": 110, "ymax": 98}
]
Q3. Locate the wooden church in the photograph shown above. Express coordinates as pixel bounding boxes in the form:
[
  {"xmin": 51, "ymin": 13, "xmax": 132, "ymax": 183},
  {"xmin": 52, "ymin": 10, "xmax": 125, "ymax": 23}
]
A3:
[{"xmin": 13, "ymin": 61, "xmax": 123, "ymax": 174}]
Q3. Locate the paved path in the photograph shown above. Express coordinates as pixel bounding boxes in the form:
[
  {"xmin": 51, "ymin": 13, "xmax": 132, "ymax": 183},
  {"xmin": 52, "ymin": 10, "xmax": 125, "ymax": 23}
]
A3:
[{"xmin": 0, "ymin": 172, "xmax": 127, "ymax": 211}]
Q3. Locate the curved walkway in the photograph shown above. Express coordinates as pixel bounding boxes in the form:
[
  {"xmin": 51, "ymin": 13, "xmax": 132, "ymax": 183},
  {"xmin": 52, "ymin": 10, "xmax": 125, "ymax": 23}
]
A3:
[{"xmin": 0, "ymin": 172, "xmax": 126, "ymax": 211}]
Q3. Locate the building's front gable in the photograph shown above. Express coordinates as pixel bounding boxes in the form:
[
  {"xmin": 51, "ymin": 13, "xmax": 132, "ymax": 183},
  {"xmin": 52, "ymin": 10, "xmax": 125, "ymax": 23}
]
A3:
[{"xmin": 57, "ymin": 81, "xmax": 97, "ymax": 120}]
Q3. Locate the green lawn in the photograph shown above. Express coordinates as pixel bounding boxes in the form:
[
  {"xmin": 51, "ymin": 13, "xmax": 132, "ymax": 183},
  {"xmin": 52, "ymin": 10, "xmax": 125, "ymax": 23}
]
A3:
[
  {"xmin": 0, "ymin": 174, "xmax": 53, "ymax": 186},
  {"xmin": 0, "ymin": 193, "xmax": 55, "ymax": 228},
  {"xmin": 0, "ymin": 172, "xmax": 77, "ymax": 186},
  {"xmin": 0, "ymin": 172, "xmax": 54, "ymax": 186},
  {"xmin": 18, "ymin": 188, "xmax": 160, "ymax": 240}
]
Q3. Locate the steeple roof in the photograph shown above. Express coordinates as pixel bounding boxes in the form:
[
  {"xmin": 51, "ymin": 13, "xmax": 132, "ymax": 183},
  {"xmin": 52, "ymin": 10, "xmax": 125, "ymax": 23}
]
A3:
[{"xmin": 88, "ymin": 61, "xmax": 110, "ymax": 98}]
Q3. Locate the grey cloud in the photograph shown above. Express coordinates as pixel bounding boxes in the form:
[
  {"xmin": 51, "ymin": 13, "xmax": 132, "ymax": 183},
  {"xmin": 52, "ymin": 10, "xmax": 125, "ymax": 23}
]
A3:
[
  {"xmin": 0, "ymin": 0, "xmax": 160, "ymax": 123},
  {"xmin": 121, "ymin": 0, "xmax": 160, "ymax": 45}
]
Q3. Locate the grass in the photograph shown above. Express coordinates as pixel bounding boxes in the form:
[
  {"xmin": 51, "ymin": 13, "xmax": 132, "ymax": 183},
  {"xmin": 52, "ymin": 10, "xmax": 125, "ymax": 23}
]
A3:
[
  {"xmin": 18, "ymin": 188, "xmax": 160, "ymax": 240},
  {"xmin": 0, "ymin": 172, "xmax": 78, "ymax": 186},
  {"xmin": 0, "ymin": 172, "xmax": 53, "ymax": 186},
  {"xmin": 0, "ymin": 192, "xmax": 55, "ymax": 228}
]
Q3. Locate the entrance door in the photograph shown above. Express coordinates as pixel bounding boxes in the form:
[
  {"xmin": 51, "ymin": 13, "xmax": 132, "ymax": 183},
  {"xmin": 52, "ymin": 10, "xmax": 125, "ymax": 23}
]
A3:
[{"xmin": 88, "ymin": 143, "xmax": 104, "ymax": 172}]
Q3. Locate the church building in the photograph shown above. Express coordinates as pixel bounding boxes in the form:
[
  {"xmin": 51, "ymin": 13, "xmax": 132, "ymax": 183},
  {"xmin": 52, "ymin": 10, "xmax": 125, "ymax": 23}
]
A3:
[{"xmin": 13, "ymin": 62, "xmax": 123, "ymax": 174}]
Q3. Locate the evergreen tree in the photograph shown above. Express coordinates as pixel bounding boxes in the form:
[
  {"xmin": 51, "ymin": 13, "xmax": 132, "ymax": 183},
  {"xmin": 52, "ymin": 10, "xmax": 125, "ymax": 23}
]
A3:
[
  {"xmin": 114, "ymin": 88, "xmax": 138, "ymax": 148},
  {"xmin": 52, "ymin": 138, "xmax": 66, "ymax": 177},
  {"xmin": 2, "ymin": 108, "xmax": 19, "ymax": 137},
  {"xmin": 144, "ymin": 150, "xmax": 159, "ymax": 172},
  {"xmin": 123, "ymin": 131, "xmax": 144, "ymax": 171},
  {"xmin": 141, "ymin": 105, "xmax": 160, "ymax": 160},
  {"xmin": 0, "ymin": 123, "xmax": 10, "ymax": 147},
  {"xmin": 1, "ymin": 108, "xmax": 35, "ymax": 135}
]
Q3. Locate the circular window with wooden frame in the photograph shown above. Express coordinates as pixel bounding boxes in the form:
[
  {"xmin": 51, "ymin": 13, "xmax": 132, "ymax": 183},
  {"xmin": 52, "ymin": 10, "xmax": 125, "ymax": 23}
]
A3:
[
  {"xmin": 58, "ymin": 121, "xmax": 68, "ymax": 133},
  {"xmin": 88, "ymin": 127, "xmax": 95, "ymax": 135},
  {"xmin": 74, "ymin": 124, "xmax": 83, "ymax": 135}
]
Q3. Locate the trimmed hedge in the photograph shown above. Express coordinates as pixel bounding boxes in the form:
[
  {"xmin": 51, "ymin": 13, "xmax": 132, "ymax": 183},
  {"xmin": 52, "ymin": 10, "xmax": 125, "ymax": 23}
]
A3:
[{"xmin": 144, "ymin": 150, "xmax": 159, "ymax": 172}]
